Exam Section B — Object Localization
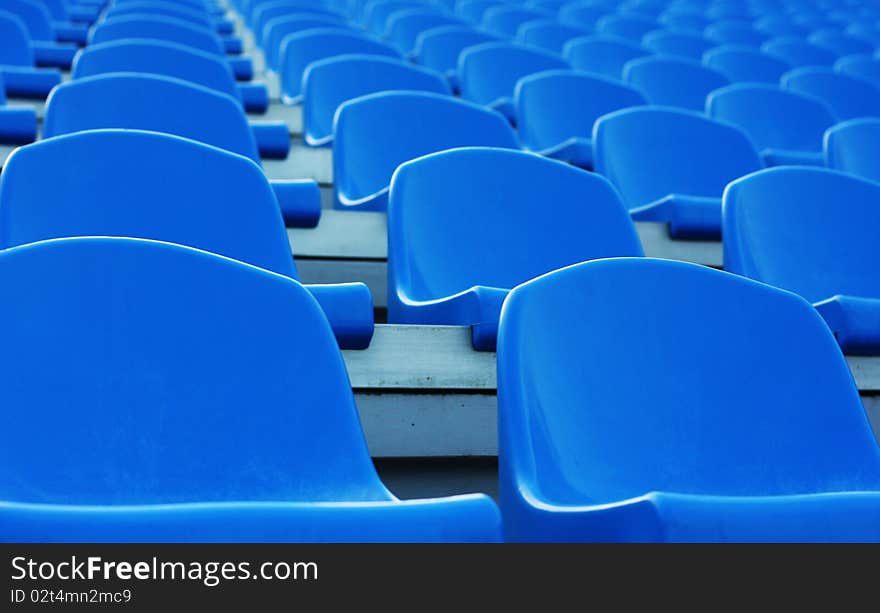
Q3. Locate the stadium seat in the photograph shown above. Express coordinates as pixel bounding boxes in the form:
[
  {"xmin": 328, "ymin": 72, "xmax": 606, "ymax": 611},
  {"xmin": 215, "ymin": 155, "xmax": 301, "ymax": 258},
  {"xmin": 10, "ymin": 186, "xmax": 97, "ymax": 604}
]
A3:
[
  {"xmin": 279, "ymin": 28, "xmax": 400, "ymax": 102},
  {"xmin": 515, "ymin": 70, "xmax": 646, "ymax": 168},
  {"xmin": 595, "ymin": 13, "xmax": 657, "ymax": 42},
  {"xmin": 364, "ymin": 0, "xmax": 431, "ymax": 35},
  {"xmin": 481, "ymin": 6, "xmax": 549, "ymax": 38},
  {"xmin": 455, "ymin": 0, "xmax": 505, "ymax": 24},
  {"xmin": 724, "ymin": 167, "xmax": 880, "ymax": 354},
  {"xmin": 593, "ymin": 107, "xmax": 763, "ymax": 238},
  {"xmin": 642, "ymin": 30, "xmax": 713, "ymax": 60},
  {"xmin": 387, "ymin": 147, "xmax": 643, "ymax": 350},
  {"xmin": 808, "ymin": 30, "xmax": 873, "ymax": 57},
  {"xmin": 41, "ymin": 74, "xmax": 322, "ymax": 227},
  {"xmin": 754, "ymin": 16, "xmax": 810, "ymax": 38},
  {"xmin": 846, "ymin": 23, "xmax": 880, "ymax": 47},
  {"xmin": 834, "ymin": 54, "xmax": 880, "ymax": 90},
  {"xmin": 623, "ymin": 56, "xmax": 729, "ymax": 111},
  {"xmin": 702, "ymin": 45, "xmax": 793, "ymax": 83},
  {"xmin": 71, "ymin": 39, "xmax": 269, "ymax": 113},
  {"xmin": 563, "ymin": 35, "xmax": 650, "ymax": 80},
  {"xmin": 458, "ymin": 42, "xmax": 568, "ymax": 121},
  {"xmin": 0, "ymin": 10, "xmax": 62, "ymax": 98},
  {"xmin": 105, "ymin": 1, "xmax": 236, "ymax": 35},
  {"xmin": 557, "ymin": 2, "xmax": 605, "ymax": 29},
  {"xmin": 302, "ymin": 54, "xmax": 450, "ymax": 145},
  {"xmin": 824, "ymin": 118, "xmax": 880, "ymax": 183},
  {"xmin": 782, "ymin": 67, "xmax": 880, "ymax": 121},
  {"xmin": 0, "ymin": 74, "xmax": 37, "ymax": 145},
  {"xmin": 704, "ymin": 21, "xmax": 768, "ymax": 47},
  {"xmin": 762, "ymin": 37, "xmax": 839, "ymax": 68},
  {"xmin": 385, "ymin": 8, "xmax": 463, "ymax": 55},
  {"xmin": 0, "ymin": 129, "xmax": 369, "ymax": 348},
  {"xmin": 412, "ymin": 25, "xmax": 496, "ymax": 91},
  {"xmin": 2, "ymin": 0, "xmax": 77, "ymax": 69},
  {"xmin": 253, "ymin": 1, "xmax": 344, "ymax": 43},
  {"xmin": 333, "ymin": 91, "xmax": 519, "ymax": 211},
  {"xmin": 0, "ymin": 237, "xmax": 499, "ymax": 541},
  {"xmin": 516, "ymin": 20, "xmax": 590, "ymax": 54},
  {"xmin": 498, "ymin": 257, "xmax": 880, "ymax": 542},
  {"xmin": 706, "ymin": 84, "xmax": 837, "ymax": 166},
  {"xmin": 262, "ymin": 14, "xmax": 350, "ymax": 72},
  {"xmin": 657, "ymin": 11, "xmax": 708, "ymax": 33}
]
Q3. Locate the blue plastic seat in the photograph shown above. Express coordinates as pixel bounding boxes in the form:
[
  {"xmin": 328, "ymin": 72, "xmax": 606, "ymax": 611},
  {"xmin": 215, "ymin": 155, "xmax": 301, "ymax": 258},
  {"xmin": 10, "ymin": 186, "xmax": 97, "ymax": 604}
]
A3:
[
  {"xmin": 263, "ymin": 14, "xmax": 350, "ymax": 71},
  {"xmin": 824, "ymin": 118, "xmax": 880, "ymax": 183},
  {"xmin": 388, "ymin": 147, "xmax": 643, "ymax": 350},
  {"xmin": 253, "ymin": 1, "xmax": 344, "ymax": 44},
  {"xmin": 808, "ymin": 30, "xmax": 873, "ymax": 58},
  {"xmin": 0, "ymin": 74, "xmax": 37, "ymax": 144},
  {"xmin": 0, "ymin": 10, "xmax": 62, "ymax": 98},
  {"xmin": 834, "ymin": 54, "xmax": 880, "ymax": 90},
  {"xmin": 782, "ymin": 67, "xmax": 880, "ymax": 121},
  {"xmin": 22, "ymin": 0, "xmax": 88, "ymax": 44},
  {"xmin": 846, "ymin": 23, "xmax": 880, "ymax": 47},
  {"xmin": 762, "ymin": 37, "xmax": 839, "ymax": 68},
  {"xmin": 412, "ymin": 25, "xmax": 496, "ymax": 90},
  {"xmin": 105, "ymin": 1, "xmax": 235, "ymax": 35},
  {"xmin": 71, "ymin": 39, "xmax": 269, "ymax": 113},
  {"xmin": 0, "ymin": 129, "xmax": 369, "ymax": 348},
  {"xmin": 42, "ymin": 74, "xmax": 321, "ymax": 227},
  {"xmin": 516, "ymin": 20, "xmax": 590, "ymax": 54},
  {"xmin": 754, "ymin": 16, "xmax": 810, "ymax": 38},
  {"xmin": 724, "ymin": 167, "xmax": 880, "ymax": 355},
  {"xmin": 455, "ymin": 0, "xmax": 505, "ymax": 24},
  {"xmin": 90, "ymin": 14, "xmax": 241, "ymax": 58},
  {"xmin": 515, "ymin": 69, "xmax": 646, "ymax": 168},
  {"xmin": 706, "ymin": 83, "xmax": 837, "ymax": 166},
  {"xmin": 363, "ymin": 0, "xmax": 430, "ymax": 34},
  {"xmin": 623, "ymin": 56, "xmax": 729, "ymax": 111},
  {"xmin": 0, "ymin": 237, "xmax": 498, "ymax": 542},
  {"xmin": 641, "ymin": 29, "xmax": 712, "ymax": 60},
  {"xmin": 2, "ymin": 0, "xmax": 77, "ymax": 69},
  {"xmin": 702, "ymin": 45, "xmax": 794, "ymax": 83},
  {"xmin": 481, "ymin": 6, "xmax": 549, "ymax": 38},
  {"xmin": 595, "ymin": 13, "xmax": 657, "ymax": 42},
  {"xmin": 558, "ymin": 2, "xmax": 605, "ymax": 29},
  {"xmin": 385, "ymin": 8, "xmax": 463, "ymax": 54},
  {"xmin": 657, "ymin": 10, "xmax": 709, "ymax": 33},
  {"xmin": 704, "ymin": 20, "xmax": 768, "ymax": 47},
  {"xmin": 458, "ymin": 42, "xmax": 568, "ymax": 121},
  {"xmin": 563, "ymin": 35, "xmax": 650, "ymax": 80},
  {"xmin": 279, "ymin": 28, "xmax": 400, "ymax": 102},
  {"xmin": 333, "ymin": 91, "xmax": 519, "ymax": 211},
  {"xmin": 593, "ymin": 107, "xmax": 763, "ymax": 238},
  {"xmin": 302, "ymin": 54, "xmax": 449, "ymax": 146},
  {"xmin": 498, "ymin": 257, "xmax": 880, "ymax": 542}
]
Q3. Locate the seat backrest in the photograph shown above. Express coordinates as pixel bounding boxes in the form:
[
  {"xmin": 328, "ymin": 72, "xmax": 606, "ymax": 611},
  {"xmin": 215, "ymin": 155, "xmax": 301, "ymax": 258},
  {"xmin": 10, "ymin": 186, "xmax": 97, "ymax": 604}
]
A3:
[
  {"xmin": 105, "ymin": 1, "xmax": 216, "ymax": 29},
  {"xmin": 702, "ymin": 45, "xmax": 793, "ymax": 83},
  {"xmin": 264, "ymin": 14, "xmax": 349, "ymax": 70},
  {"xmin": 623, "ymin": 56, "xmax": 729, "ymax": 111},
  {"xmin": 386, "ymin": 8, "xmax": 462, "ymax": 54},
  {"xmin": 364, "ymin": 0, "xmax": 428, "ymax": 34},
  {"xmin": 89, "ymin": 14, "xmax": 225, "ymax": 56},
  {"xmin": 279, "ymin": 28, "xmax": 400, "ymax": 100},
  {"xmin": 834, "ymin": 54, "xmax": 880, "ymax": 90},
  {"xmin": 1, "ymin": 0, "xmax": 53, "ymax": 42},
  {"xmin": 412, "ymin": 25, "xmax": 496, "ymax": 76},
  {"xmin": 808, "ymin": 30, "xmax": 873, "ymax": 57},
  {"xmin": 563, "ymin": 35, "xmax": 649, "ymax": 80},
  {"xmin": 455, "ymin": 0, "xmax": 504, "ymax": 24},
  {"xmin": 641, "ymin": 29, "xmax": 712, "ymax": 60},
  {"xmin": 724, "ymin": 167, "xmax": 880, "ymax": 305},
  {"xmin": 593, "ymin": 106, "xmax": 763, "ymax": 209},
  {"xmin": 595, "ymin": 12, "xmax": 656, "ymax": 41},
  {"xmin": 0, "ymin": 129, "xmax": 294, "ymax": 277},
  {"xmin": 762, "ymin": 37, "xmax": 839, "ymax": 67},
  {"xmin": 498, "ymin": 257, "xmax": 880, "ymax": 506},
  {"xmin": 515, "ymin": 69, "xmax": 645, "ymax": 152},
  {"xmin": 824, "ymin": 118, "xmax": 880, "ymax": 183},
  {"xmin": 754, "ymin": 16, "xmax": 810, "ymax": 38},
  {"xmin": 846, "ymin": 23, "xmax": 880, "ymax": 46},
  {"xmin": 0, "ymin": 9, "xmax": 34, "ymax": 66},
  {"xmin": 706, "ymin": 83, "xmax": 837, "ymax": 153},
  {"xmin": 458, "ymin": 42, "xmax": 568, "ymax": 106},
  {"xmin": 481, "ymin": 6, "xmax": 548, "ymax": 38},
  {"xmin": 558, "ymin": 2, "xmax": 605, "ymax": 29},
  {"xmin": 254, "ymin": 0, "xmax": 344, "ymax": 43},
  {"xmin": 516, "ymin": 20, "xmax": 590, "ymax": 54},
  {"xmin": 0, "ymin": 236, "xmax": 386, "ymax": 505},
  {"xmin": 303, "ymin": 54, "xmax": 449, "ymax": 144},
  {"xmin": 782, "ymin": 66, "xmax": 880, "ymax": 121},
  {"xmin": 657, "ymin": 10, "xmax": 709, "ymax": 34},
  {"xmin": 72, "ymin": 39, "xmax": 239, "ymax": 100},
  {"xmin": 333, "ymin": 91, "xmax": 519, "ymax": 207},
  {"xmin": 388, "ymin": 147, "xmax": 642, "ymax": 309},
  {"xmin": 43, "ymin": 73, "xmax": 259, "ymax": 162},
  {"xmin": 704, "ymin": 20, "xmax": 767, "ymax": 47}
]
